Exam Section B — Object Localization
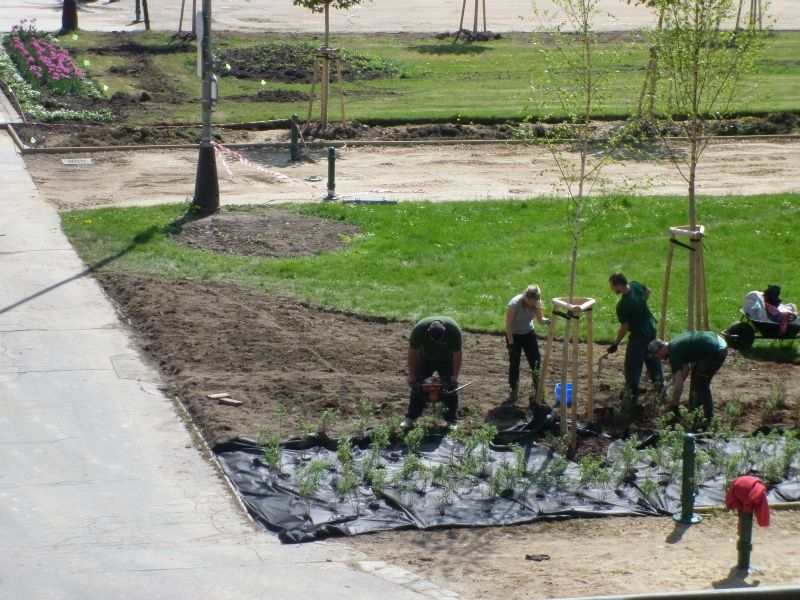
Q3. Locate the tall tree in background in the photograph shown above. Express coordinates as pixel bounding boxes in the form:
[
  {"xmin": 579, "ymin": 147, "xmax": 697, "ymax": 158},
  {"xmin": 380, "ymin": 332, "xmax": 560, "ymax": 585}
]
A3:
[{"xmin": 653, "ymin": 0, "xmax": 765, "ymax": 330}]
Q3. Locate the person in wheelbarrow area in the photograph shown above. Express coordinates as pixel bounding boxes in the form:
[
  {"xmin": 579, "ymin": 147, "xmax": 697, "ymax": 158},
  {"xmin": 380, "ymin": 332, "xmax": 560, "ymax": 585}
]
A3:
[
  {"xmin": 505, "ymin": 284, "xmax": 551, "ymax": 404},
  {"xmin": 405, "ymin": 317, "xmax": 462, "ymax": 430},
  {"xmin": 608, "ymin": 272, "xmax": 664, "ymax": 407},
  {"xmin": 647, "ymin": 332, "xmax": 728, "ymax": 423}
]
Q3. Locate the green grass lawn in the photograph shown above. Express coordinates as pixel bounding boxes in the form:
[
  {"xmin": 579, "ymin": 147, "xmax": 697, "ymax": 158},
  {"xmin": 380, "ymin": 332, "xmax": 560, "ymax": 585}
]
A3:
[
  {"xmin": 62, "ymin": 194, "xmax": 800, "ymax": 344},
  {"xmin": 57, "ymin": 30, "xmax": 800, "ymax": 125}
]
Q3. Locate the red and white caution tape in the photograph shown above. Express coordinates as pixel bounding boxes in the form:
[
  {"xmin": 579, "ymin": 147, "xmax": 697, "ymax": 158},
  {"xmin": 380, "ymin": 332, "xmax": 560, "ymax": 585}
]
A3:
[
  {"xmin": 213, "ymin": 142, "xmax": 297, "ymax": 186},
  {"xmin": 212, "ymin": 141, "xmax": 425, "ymax": 199}
]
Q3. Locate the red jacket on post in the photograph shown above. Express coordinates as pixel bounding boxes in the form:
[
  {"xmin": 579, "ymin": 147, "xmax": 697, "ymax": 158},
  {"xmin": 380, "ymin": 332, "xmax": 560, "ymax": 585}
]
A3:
[{"xmin": 725, "ymin": 475, "xmax": 770, "ymax": 527}]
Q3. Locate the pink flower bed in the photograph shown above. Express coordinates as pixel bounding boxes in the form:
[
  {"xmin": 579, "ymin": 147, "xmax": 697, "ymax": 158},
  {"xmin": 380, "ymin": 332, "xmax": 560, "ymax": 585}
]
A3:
[{"xmin": 6, "ymin": 19, "xmax": 87, "ymax": 94}]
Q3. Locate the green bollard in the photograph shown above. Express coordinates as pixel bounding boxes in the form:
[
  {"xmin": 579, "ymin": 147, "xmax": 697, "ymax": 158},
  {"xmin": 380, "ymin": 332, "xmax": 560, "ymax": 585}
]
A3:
[
  {"xmin": 325, "ymin": 146, "xmax": 336, "ymax": 201},
  {"xmin": 673, "ymin": 433, "xmax": 702, "ymax": 524},
  {"xmin": 737, "ymin": 510, "xmax": 754, "ymax": 571},
  {"xmin": 290, "ymin": 114, "xmax": 300, "ymax": 162}
]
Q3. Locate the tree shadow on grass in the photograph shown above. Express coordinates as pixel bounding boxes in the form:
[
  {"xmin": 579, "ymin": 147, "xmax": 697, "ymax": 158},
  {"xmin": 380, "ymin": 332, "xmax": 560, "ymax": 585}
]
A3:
[
  {"xmin": 411, "ymin": 44, "xmax": 490, "ymax": 56},
  {"xmin": 0, "ymin": 208, "xmax": 204, "ymax": 317}
]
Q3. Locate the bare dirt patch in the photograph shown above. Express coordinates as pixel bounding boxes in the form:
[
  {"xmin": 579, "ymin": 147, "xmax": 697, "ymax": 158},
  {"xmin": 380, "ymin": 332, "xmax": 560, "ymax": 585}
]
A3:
[{"xmin": 172, "ymin": 208, "xmax": 359, "ymax": 257}]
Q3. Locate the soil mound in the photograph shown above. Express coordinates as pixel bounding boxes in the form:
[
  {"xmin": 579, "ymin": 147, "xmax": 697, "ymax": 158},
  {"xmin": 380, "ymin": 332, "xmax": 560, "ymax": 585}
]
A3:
[{"xmin": 171, "ymin": 208, "xmax": 359, "ymax": 258}]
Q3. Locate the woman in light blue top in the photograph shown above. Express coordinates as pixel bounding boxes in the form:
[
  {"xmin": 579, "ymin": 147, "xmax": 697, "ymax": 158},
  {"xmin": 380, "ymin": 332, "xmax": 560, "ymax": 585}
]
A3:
[{"xmin": 504, "ymin": 284, "xmax": 550, "ymax": 403}]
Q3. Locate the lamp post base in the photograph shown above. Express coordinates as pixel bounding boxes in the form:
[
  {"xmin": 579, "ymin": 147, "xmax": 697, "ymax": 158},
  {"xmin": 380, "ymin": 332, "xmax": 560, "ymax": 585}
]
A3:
[{"xmin": 193, "ymin": 143, "xmax": 219, "ymax": 214}]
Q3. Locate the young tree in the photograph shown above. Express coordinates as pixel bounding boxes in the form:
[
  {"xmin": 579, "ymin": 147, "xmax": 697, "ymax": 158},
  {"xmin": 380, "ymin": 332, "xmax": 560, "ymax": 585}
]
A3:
[
  {"xmin": 526, "ymin": 0, "xmax": 636, "ymax": 439},
  {"xmin": 293, "ymin": 0, "xmax": 368, "ymax": 48},
  {"xmin": 293, "ymin": 0, "xmax": 371, "ymax": 127},
  {"xmin": 653, "ymin": 0, "xmax": 765, "ymax": 329},
  {"xmin": 528, "ymin": 0, "xmax": 636, "ymax": 301},
  {"xmin": 626, "ymin": 0, "xmax": 670, "ymax": 119}
]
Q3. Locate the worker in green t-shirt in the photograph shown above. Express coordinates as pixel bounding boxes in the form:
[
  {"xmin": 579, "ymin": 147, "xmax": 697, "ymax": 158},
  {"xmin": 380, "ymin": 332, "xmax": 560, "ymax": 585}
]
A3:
[
  {"xmin": 405, "ymin": 316, "xmax": 462, "ymax": 428},
  {"xmin": 648, "ymin": 331, "xmax": 728, "ymax": 420},
  {"xmin": 608, "ymin": 272, "xmax": 664, "ymax": 405}
]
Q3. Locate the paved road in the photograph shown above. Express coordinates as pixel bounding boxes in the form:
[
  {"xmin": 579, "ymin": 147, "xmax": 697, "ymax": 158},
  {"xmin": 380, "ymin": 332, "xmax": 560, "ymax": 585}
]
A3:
[{"xmin": 0, "ymin": 0, "xmax": 798, "ymax": 34}]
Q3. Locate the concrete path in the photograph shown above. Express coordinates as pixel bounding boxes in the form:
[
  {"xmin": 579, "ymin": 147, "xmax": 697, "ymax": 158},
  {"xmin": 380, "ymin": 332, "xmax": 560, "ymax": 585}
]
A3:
[
  {"xmin": 0, "ymin": 0, "xmax": 798, "ymax": 34},
  {"xmin": 0, "ymin": 96, "xmax": 450, "ymax": 597}
]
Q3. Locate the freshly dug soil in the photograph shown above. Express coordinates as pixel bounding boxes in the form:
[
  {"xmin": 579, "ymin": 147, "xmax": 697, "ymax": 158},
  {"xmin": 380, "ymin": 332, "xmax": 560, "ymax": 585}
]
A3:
[{"xmin": 96, "ymin": 207, "xmax": 800, "ymax": 452}]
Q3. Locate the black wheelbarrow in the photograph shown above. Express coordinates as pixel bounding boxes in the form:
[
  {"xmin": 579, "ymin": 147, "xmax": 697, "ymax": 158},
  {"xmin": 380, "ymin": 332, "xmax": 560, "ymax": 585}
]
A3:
[{"xmin": 723, "ymin": 290, "xmax": 800, "ymax": 351}]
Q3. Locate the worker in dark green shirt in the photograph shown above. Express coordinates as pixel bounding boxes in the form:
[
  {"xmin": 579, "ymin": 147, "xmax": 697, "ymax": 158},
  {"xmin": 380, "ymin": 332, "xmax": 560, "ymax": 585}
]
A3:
[
  {"xmin": 405, "ymin": 316, "xmax": 462, "ymax": 428},
  {"xmin": 648, "ymin": 331, "xmax": 728, "ymax": 420},
  {"xmin": 608, "ymin": 272, "xmax": 664, "ymax": 405}
]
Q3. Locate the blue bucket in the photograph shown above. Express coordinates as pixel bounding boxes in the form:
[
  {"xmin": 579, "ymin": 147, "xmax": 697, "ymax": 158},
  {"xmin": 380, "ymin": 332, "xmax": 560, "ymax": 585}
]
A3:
[{"xmin": 554, "ymin": 383, "xmax": 572, "ymax": 406}]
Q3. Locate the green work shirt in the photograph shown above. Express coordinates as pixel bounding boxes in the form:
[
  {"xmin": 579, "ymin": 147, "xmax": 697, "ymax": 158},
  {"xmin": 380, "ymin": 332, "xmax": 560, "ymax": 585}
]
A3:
[
  {"xmin": 668, "ymin": 331, "xmax": 727, "ymax": 372},
  {"xmin": 615, "ymin": 281, "xmax": 656, "ymax": 337},
  {"xmin": 409, "ymin": 316, "xmax": 462, "ymax": 362}
]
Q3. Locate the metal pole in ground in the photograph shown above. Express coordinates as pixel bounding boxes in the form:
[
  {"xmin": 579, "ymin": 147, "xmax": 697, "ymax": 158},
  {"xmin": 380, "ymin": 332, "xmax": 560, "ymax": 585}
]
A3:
[
  {"xmin": 737, "ymin": 510, "xmax": 755, "ymax": 571},
  {"xmin": 290, "ymin": 114, "xmax": 300, "ymax": 162},
  {"xmin": 193, "ymin": 0, "xmax": 219, "ymax": 214},
  {"xmin": 325, "ymin": 147, "xmax": 336, "ymax": 201},
  {"xmin": 673, "ymin": 433, "xmax": 702, "ymax": 524},
  {"xmin": 134, "ymin": 0, "xmax": 142, "ymax": 24},
  {"xmin": 142, "ymin": 0, "xmax": 151, "ymax": 30}
]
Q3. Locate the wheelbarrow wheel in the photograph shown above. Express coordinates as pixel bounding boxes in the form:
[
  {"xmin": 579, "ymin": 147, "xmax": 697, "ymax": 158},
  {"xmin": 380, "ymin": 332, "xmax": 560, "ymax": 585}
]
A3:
[{"xmin": 724, "ymin": 322, "xmax": 755, "ymax": 351}]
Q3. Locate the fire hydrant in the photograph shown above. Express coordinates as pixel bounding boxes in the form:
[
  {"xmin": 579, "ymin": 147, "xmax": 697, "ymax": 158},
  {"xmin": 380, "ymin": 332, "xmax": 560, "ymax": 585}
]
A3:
[{"xmin": 725, "ymin": 475, "xmax": 770, "ymax": 571}]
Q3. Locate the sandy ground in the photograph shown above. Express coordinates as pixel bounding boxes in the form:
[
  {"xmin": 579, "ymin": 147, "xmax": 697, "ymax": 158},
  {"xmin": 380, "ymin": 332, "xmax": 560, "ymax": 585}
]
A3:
[
  {"xmin": 21, "ymin": 137, "xmax": 800, "ymax": 210},
  {"xmin": 340, "ymin": 511, "xmax": 800, "ymax": 599},
  {"xmin": 1, "ymin": 0, "xmax": 799, "ymax": 34}
]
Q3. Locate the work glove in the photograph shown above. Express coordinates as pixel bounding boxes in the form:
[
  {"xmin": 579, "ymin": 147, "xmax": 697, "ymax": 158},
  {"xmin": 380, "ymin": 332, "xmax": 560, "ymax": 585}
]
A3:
[
  {"xmin": 506, "ymin": 342, "xmax": 520, "ymax": 358},
  {"xmin": 607, "ymin": 342, "xmax": 618, "ymax": 354}
]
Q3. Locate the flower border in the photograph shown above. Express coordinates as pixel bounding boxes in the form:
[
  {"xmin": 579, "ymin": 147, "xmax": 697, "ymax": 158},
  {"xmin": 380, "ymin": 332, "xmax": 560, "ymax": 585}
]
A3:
[{"xmin": 0, "ymin": 32, "xmax": 111, "ymax": 122}]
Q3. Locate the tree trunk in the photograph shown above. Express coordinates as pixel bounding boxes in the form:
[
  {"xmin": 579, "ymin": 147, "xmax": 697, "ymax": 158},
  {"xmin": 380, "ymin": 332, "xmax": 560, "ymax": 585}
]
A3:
[
  {"xmin": 142, "ymin": 0, "xmax": 151, "ymax": 30},
  {"xmin": 457, "ymin": 0, "xmax": 467, "ymax": 38},
  {"xmin": 321, "ymin": 3, "xmax": 331, "ymax": 128},
  {"xmin": 62, "ymin": 0, "xmax": 78, "ymax": 31},
  {"xmin": 637, "ymin": 7, "xmax": 664, "ymax": 119},
  {"xmin": 687, "ymin": 136, "xmax": 699, "ymax": 332},
  {"xmin": 324, "ymin": 2, "xmax": 331, "ymax": 48}
]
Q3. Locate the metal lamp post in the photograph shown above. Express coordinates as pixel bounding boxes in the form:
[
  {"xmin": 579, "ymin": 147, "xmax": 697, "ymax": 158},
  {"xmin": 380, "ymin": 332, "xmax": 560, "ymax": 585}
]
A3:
[{"xmin": 193, "ymin": 0, "xmax": 219, "ymax": 214}]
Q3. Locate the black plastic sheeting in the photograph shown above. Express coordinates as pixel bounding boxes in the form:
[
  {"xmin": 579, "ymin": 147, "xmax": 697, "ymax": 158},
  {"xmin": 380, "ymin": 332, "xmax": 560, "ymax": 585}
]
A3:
[{"xmin": 214, "ymin": 431, "xmax": 800, "ymax": 544}]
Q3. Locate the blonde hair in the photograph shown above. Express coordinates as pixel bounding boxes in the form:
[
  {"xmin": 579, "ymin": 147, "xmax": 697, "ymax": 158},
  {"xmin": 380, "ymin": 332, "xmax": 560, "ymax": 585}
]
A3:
[{"xmin": 524, "ymin": 284, "xmax": 541, "ymax": 301}]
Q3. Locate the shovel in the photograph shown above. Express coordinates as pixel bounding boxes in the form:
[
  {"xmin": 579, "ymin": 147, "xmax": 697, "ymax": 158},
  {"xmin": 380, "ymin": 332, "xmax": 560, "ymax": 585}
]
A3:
[{"xmin": 596, "ymin": 351, "xmax": 612, "ymax": 378}]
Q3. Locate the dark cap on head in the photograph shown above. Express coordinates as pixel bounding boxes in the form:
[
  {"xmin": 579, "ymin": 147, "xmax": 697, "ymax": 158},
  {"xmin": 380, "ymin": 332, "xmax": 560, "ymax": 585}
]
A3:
[
  {"xmin": 764, "ymin": 285, "xmax": 782, "ymax": 306},
  {"xmin": 648, "ymin": 339, "xmax": 666, "ymax": 355},
  {"xmin": 427, "ymin": 320, "xmax": 446, "ymax": 341}
]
